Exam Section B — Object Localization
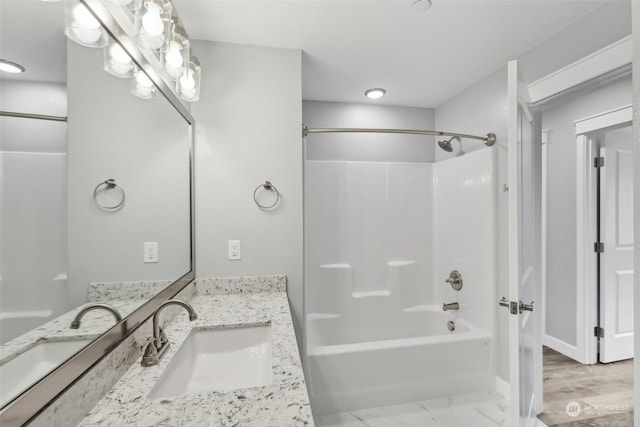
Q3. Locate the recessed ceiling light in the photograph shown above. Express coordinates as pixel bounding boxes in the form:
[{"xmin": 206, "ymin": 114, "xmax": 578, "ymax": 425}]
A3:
[
  {"xmin": 412, "ymin": 0, "xmax": 432, "ymax": 11},
  {"xmin": 364, "ymin": 88, "xmax": 386, "ymax": 99},
  {"xmin": 0, "ymin": 59, "xmax": 26, "ymax": 74}
]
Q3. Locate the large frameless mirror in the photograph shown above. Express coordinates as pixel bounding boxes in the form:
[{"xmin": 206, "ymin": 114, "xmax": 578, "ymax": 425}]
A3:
[{"xmin": 0, "ymin": 0, "xmax": 194, "ymax": 420}]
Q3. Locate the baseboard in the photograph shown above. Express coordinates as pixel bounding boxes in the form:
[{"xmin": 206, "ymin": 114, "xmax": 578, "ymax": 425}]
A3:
[
  {"xmin": 495, "ymin": 376, "xmax": 510, "ymax": 399},
  {"xmin": 543, "ymin": 334, "xmax": 582, "ymax": 362}
]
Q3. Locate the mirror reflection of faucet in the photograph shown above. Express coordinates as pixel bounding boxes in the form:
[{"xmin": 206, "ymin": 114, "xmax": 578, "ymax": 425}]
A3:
[
  {"xmin": 70, "ymin": 303, "xmax": 122, "ymax": 329},
  {"xmin": 442, "ymin": 302, "xmax": 460, "ymax": 311}
]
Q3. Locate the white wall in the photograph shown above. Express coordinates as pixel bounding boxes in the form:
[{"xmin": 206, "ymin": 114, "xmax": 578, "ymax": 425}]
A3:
[
  {"xmin": 541, "ymin": 77, "xmax": 632, "ymax": 348},
  {"xmin": 435, "ymin": 66, "xmax": 509, "ymax": 381},
  {"xmin": 517, "ymin": 0, "xmax": 631, "ymax": 85},
  {"xmin": 191, "ymin": 41, "xmax": 304, "ymax": 340},
  {"xmin": 303, "ymin": 101, "xmax": 435, "ymax": 162},
  {"xmin": 67, "ymin": 41, "xmax": 191, "ymax": 306}
]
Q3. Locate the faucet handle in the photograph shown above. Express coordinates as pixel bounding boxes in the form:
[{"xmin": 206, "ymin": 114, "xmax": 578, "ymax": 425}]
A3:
[{"xmin": 141, "ymin": 337, "xmax": 159, "ymax": 367}]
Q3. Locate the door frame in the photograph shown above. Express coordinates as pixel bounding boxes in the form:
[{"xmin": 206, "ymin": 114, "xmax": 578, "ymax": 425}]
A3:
[{"xmin": 574, "ymin": 105, "xmax": 632, "ymax": 364}]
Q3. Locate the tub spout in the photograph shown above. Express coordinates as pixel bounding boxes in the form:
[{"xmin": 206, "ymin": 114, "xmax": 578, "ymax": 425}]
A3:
[{"xmin": 442, "ymin": 302, "xmax": 459, "ymax": 311}]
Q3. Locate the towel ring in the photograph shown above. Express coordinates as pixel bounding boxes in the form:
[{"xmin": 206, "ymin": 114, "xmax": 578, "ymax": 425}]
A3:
[
  {"xmin": 93, "ymin": 179, "xmax": 125, "ymax": 211},
  {"xmin": 253, "ymin": 181, "xmax": 280, "ymax": 209}
]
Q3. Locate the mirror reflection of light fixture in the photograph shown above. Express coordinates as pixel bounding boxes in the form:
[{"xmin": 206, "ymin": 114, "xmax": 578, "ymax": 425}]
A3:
[
  {"xmin": 134, "ymin": 0, "xmax": 172, "ymax": 52},
  {"xmin": 104, "ymin": 39, "xmax": 136, "ymax": 78},
  {"xmin": 162, "ymin": 19, "xmax": 189, "ymax": 80},
  {"xmin": 64, "ymin": 0, "xmax": 108, "ymax": 48},
  {"xmin": 132, "ymin": 69, "xmax": 158, "ymax": 99},
  {"xmin": 178, "ymin": 56, "xmax": 200, "ymax": 102}
]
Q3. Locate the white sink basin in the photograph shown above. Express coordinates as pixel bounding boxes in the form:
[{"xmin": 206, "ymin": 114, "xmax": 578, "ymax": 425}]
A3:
[
  {"xmin": 150, "ymin": 325, "xmax": 272, "ymax": 398},
  {"xmin": 0, "ymin": 338, "xmax": 93, "ymax": 407}
]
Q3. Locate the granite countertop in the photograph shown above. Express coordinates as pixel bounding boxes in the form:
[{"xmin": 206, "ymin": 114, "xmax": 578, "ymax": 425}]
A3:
[{"xmin": 79, "ymin": 291, "xmax": 314, "ymax": 426}]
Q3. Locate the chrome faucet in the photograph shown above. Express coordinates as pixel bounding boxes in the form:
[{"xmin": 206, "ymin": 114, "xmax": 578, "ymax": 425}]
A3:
[
  {"xmin": 141, "ymin": 299, "xmax": 197, "ymax": 367},
  {"xmin": 442, "ymin": 302, "xmax": 460, "ymax": 311},
  {"xmin": 70, "ymin": 303, "xmax": 122, "ymax": 329}
]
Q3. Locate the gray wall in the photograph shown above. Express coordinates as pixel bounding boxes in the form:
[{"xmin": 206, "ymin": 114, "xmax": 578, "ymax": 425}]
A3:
[
  {"xmin": 542, "ymin": 76, "xmax": 632, "ymax": 346},
  {"xmin": 303, "ymin": 101, "xmax": 435, "ymax": 162},
  {"xmin": 633, "ymin": 2, "xmax": 639, "ymax": 423},
  {"xmin": 435, "ymin": 66, "xmax": 510, "ymax": 382},
  {"xmin": 67, "ymin": 41, "xmax": 191, "ymax": 306},
  {"xmin": 191, "ymin": 41, "xmax": 304, "ymax": 341}
]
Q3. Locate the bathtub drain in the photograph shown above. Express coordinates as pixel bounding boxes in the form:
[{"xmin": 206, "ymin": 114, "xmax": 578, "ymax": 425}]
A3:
[{"xmin": 447, "ymin": 321, "xmax": 455, "ymax": 332}]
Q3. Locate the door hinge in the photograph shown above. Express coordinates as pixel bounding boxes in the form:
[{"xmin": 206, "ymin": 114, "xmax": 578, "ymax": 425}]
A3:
[
  {"xmin": 594, "ymin": 157, "xmax": 605, "ymax": 168},
  {"xmin": 594, "ymin": 326, "xmax": 604, "ymax": 338},
  {"xmin": 594, "ymin": 242, "xmax": 605, "ymax": 253}
]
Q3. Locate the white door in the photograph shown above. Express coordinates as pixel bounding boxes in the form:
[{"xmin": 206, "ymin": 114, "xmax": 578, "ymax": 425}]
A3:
[
  {"xmin": 507, "ymin": 60, "xmax": 543, "ymax": 426},
  {"xmin": 600, "ymin": 125, "xmax": 634, "ymax": 363}
]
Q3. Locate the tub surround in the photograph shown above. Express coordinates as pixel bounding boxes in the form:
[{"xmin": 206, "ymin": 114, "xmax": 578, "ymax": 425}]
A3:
[{"xmin": 79, "ymin": 275, "xmax": 312, "ymax": 426}]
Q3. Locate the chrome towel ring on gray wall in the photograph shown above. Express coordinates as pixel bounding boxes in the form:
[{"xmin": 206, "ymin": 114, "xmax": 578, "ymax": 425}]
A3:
[
  {"xmin": 93, "ymin": 179, "xmax": 125, "ymax": 211},
  {"xmin": 253, "ymin": 180, "xmax": 280, "ymax": 210}
]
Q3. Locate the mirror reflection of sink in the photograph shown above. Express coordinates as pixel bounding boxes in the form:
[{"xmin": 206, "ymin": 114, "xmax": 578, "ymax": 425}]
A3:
[
  {"xmin": 150, "ymin": 325, "xmax": 272, "ymax": 399},
  {"xmin": 0, "ymin": 338, "xmax": 94, "ymax": 407}
]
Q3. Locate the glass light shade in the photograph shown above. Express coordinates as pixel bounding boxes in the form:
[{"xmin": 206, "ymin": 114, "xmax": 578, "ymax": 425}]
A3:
[
  {"xmin": 134, "ymin": 0, "xmax": 172, "ymax": 52},
  {"xmin": 64, "ymin": 0, "xmax": 108, "ymax": 48},
  {"xmin": 178, "ymin": 56, "xmax": 200, "ymax": 102},
  {"xmin": 104, "ymin": 39, "xmax": 136, "ymax": 78},
  {"xmin": 132, "ymin": 69, "xmax": 157, "ymax": 99},
  {"xmin": 161, "ymin": 20, "xmax": 190, "ymax": 80}
]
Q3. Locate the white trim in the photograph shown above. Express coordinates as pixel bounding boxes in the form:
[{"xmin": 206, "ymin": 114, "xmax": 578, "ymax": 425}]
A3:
[
  {"xmin": 575, "ymin": 135, "xmax": 598, "ymax": 365},
  {"xmin": 527, "ymin": 36, "xmax": 632, "ymax": 103},
  {"xmin": 575, "ymin": 105, "xmax": 633, "ymax": 135},
  {"xmin": 495, "ymin": 376, "xmax": 511, "ymax": 400},
  {"xmin": 544, "ymin": 334, "xmax": 582, "ymax": 362},
  {"xmin": 541, "ymin": 134, "xmax": 548, "ymax": 348},
  {"xmin": 575, "ymin": 106, "xmax": 633, "ymax": 366}
]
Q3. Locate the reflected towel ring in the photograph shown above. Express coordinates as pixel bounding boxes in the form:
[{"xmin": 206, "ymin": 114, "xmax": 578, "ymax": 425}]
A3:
[
  {"xmin": 93, "ymin": 179, "xmax": 125, "ymax": 211},
  {"xmin": 253, "ymin": 180, "xmax": 280, "ymax": 209}
]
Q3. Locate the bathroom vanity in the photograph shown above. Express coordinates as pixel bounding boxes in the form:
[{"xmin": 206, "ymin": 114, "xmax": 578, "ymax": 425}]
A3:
[{"xmin": 78, "ymin": 276, "xmax": 313, "ymax": 426}]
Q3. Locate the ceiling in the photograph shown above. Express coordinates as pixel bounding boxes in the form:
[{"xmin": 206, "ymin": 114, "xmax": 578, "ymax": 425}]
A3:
[
  {"xmin": 171, "ymin": 0, "xmax": 623, "ymax": 108},
  {"xmin": 0, "ymin": 0, "xmax": 630, "ymax": 108},
  {"xmin": 0, "ymin": 0, "xmax": 67, "ymax": 84}
]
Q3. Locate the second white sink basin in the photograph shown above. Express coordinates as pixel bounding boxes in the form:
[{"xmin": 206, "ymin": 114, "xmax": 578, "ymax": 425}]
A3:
[{"xmin": 150, "ymin": 325, "xmax": 272, "ymax": 398}]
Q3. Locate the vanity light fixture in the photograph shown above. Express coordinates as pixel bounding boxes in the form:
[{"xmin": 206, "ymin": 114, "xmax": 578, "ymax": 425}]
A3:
[
  {"xmin": 132, "ymin": 69, "xmax": 158, "ymax": 99},
  {"xmin": 104, "ymin": 39, "xmax": 136, "ymax": 78},
  {"xmin": 364, "ymin": 88, "xmax": 386, "ymax": 99},
  {"xmin": 178, "ymin": 55, "xmax": 200, "ymax": 102},
  {"xmin": 64, "ymin": 0, "xmax": 108, "ymax": 48},
  {"xmin": 0, "ymin": 59, "xmax": 25, "ymax": 74},
  {"xmin": 162, "ymin": 19, "xmax": 189, "ymax": 80},
  {"xmin": 134, "ymin": 0, "xmax": 172, "ymax": 52}
]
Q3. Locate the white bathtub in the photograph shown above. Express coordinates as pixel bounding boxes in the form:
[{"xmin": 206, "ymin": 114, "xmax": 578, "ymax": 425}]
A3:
[{"xmin": 306, "ymin": 306, "xmax": 493, "ymax": 415}]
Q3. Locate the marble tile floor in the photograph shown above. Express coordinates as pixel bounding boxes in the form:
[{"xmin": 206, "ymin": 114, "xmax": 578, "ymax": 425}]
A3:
[{"xmin": 314, "ymin": 391, "xmax": 510, "ymax": 427}]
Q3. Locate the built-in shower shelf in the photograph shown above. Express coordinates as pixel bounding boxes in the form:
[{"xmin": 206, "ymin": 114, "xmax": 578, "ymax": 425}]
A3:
[
  {"xmin": 386, "ymin": 260, "xmax": 415, "ymax": 267},
  {"xmin": 319, "ymin": 263, "xmax": 351, "ymax": 269},
  {"xmin": 352, "ymin": 290, "xmax": 391, "ymax": 298}
]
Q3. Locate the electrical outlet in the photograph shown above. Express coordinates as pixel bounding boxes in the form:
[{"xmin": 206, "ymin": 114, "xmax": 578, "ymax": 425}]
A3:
[
  {"xmin": 144, "ymin": 242, "xmax": 158, "ymax": 263},
  {"xmin": 228, "ymin": 240, "xmax": 241, "ymax": 260}
]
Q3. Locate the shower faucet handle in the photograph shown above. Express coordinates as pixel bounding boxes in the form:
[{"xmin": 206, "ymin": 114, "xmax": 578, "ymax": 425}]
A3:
[{"xmin": 445, "ymin": 270, "xmax": 463, "ymax": 290}]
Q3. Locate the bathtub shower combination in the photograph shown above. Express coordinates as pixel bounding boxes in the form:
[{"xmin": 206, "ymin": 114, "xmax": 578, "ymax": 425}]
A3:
[{"xmin": 304, "ymin": 133, "xmax": 497, "ymax": 416}]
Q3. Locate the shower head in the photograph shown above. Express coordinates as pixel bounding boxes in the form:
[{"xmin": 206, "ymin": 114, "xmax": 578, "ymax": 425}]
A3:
[{"xmin": 437, "ymin": 136, "xmax": 460, "ymax": 153}]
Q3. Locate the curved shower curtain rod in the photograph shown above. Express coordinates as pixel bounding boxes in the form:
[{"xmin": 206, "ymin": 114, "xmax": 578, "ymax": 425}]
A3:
[{"xmin": 302, "ymin": 125, "xmax": 496, "ymax": 147}]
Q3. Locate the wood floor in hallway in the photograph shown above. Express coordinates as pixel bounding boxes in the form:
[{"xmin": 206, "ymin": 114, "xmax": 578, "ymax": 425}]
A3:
[{"xmin": 538, "ymin": 346, "xmax": 633, "ymax": 427}]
